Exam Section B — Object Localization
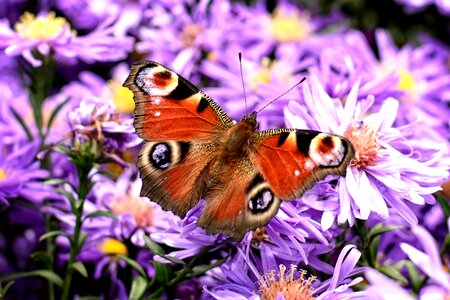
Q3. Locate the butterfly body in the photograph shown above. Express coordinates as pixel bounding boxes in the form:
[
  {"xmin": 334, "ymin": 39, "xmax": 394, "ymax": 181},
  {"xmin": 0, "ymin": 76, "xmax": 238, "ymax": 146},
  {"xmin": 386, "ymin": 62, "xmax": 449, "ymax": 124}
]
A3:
[{"xmin": 124, "ymin": 61, "xmax": 355, "ymax": 240}]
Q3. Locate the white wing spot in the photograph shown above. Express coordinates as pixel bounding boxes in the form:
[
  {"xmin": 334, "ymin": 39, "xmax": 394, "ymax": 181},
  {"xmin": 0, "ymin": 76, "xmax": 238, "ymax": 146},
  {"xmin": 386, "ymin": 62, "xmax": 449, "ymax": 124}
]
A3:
[{"xmin": 294, "ymin": 170, "xmax": 300, "ymax": 176}]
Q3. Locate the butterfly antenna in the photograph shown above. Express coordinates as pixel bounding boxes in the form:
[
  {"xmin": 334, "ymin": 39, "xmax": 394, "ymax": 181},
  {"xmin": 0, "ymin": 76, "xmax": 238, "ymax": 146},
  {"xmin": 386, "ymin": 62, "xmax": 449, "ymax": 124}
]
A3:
[
  {"xmin": 256, "ymin": 77, "xmax": 307, "ymax": 113},
  {"xmin": 238, "ymin": 52, "xmax": 248, "ymax": 115}
]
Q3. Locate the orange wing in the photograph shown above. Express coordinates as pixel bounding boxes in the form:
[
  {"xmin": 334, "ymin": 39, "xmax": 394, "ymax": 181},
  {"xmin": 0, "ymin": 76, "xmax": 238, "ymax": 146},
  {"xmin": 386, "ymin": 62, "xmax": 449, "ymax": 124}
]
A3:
[
  {"xmin": 124, "ymin": 61, "xmax": 234, "ymax": 217},
  {"xmin": 250, "ymin": 129, "xmax": 355, "ymax": 200},
  {"xmin": 123, "ymin": 61, "xmax": 233, "ymax": 141}
]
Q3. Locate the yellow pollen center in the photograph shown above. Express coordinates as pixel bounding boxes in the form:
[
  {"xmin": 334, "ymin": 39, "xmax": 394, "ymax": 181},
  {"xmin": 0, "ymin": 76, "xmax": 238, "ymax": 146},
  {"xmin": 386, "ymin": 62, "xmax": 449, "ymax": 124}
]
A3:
[
  {"xmin": 14, "ymin": 11, "xmax": 72, "ymax": 40},
  {"xmin": 0, "ymin": 169, "xmax": 5, "ymax": 181},
  {"xmin": 271, "ymin": 8, "xmax": 312, "ymax": 42},
  {"xmin": 258, "ymin": 265, "xmax": 315, "ymax": 300},
  {"xmin": 108, "ymin": 80, "xmax": 135, "ymax": 114},
  {"xmin": 111, "ymin": 195, "xmax": 154, "ymax": 228},
  {"xmin": 344, "ymin": 123, "xmax": 380, "ymax": 169},
  {"xmin": 98, "ymin": 238, "xmax": 128, "ymax": 256},
  {"xmin": 396, "ymin": 68, "xmax": 416, "ymax": 95}
]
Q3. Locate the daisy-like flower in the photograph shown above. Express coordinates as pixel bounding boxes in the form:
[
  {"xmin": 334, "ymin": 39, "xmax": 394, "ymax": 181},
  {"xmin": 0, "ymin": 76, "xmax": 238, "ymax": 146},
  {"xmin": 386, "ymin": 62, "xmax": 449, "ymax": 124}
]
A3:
[
  {"xmin": 0, "ymin": 141, "xmax": 54, "ymax": 206},
  {"xmin": 395, "ymin": 0, "xmax": 450, "ymax": 15},
  {"xmin": 137, "ymin": 0, "xmax": 236, "ymax": 76},
  {"xmin": 286, "ymin": 77, "xmax": 449, "ymax": 229},
  {"xmin": 400, "ymin": 224, "xmax": 450, "ymax": 299},
  {"xmin": 58, "ymin": 63, "xmax": 135, "ymax": 115},
  {"xmin": 0, "ymin": 11, "xmax": 134, "ymax": 67},
  {"xmin": 374, "ymin": 30, "xmax": 450, "ymax": 130},
  {"xmin": 54, "ymin": 0, "xmax": 142, "ymax": 35},
  {"xmin": 229, "ymin": 0, "xmax": 345, "ymax": 59},
  {"xmin": 205, "ymin": 244, "xmax": 366, "ymax": 299},
  {"xmin": 201, "ymin": 48, "xmax": 312, "ymax": 129},
  {"xmin": 364, "ymin": 268, "xmax": 415, "ymax": 300},
  {"xmin": 67, "ymin": 96, "xmax": 140, "ymax": 153}
]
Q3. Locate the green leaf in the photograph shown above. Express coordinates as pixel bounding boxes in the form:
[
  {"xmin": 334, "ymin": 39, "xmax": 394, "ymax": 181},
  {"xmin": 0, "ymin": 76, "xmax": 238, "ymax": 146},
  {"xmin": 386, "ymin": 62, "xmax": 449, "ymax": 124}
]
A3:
[
  {"xmin": 129, "ymin": 276, "xmax": 147, "ymax": 300},
  {"xmin": 78, "ymin": 232, "xmax": 88, "ymax": 251},
  {"xmin": 143, "ymin": 235, "xmax": 164, "ymax": 256},
  {"xmin": 367, "ymin": 235, "xmax": 380, "ymax": 267},
  {"xmin": 72, "ymin": 261, "xmax": 88, "ymax": 278},
  {"xmin": 188, "ymin": 257, "xmax": 227, "ymax": 278},
  {"xmin": 84, "ymin": 211, "xmax": 118, "ymax": 221},
  {"xmin": 437, "ymin": 193, "xmax": 450, "ymax": 219},
  {"xmin": 117, "ymin": 255, "xmax": 147, "ymax": 279},
  {"xmin": 39, "ymin": 230, "xmax": 68, "ymax": 242},
  {"xmin": 367, "ymin": 224, "xmax": 402, "ymax": 246},
  {"xmin": 10, "ymin": 106, "xmax": 33, "ymax": 141},
  {"xmin": 158, "ymin": 254, "xmax": 187, "ymax": 265},
  {"xmin": 378, "ymin": 265, "xmax": 408, "ymax": 285},
  {"xmin": 30, "ymin": 251, "xmax": 52, "ymax": 267},
  {"xmin": 0, "ymin": 281, "xmax": 15, "ymax": 296},
  {"xmin": 46, "ymin": 98, "xmax": 70, "ymax": 131},
  {"xmin": 405, "ymin": 261, "xmax": 421, "ymax": 293},
  {"xmin": 56, "ymin": 188, "xmax": 77, "ymax": 211},
  {"xmin": 0, "ymin": 270, "xmax": 63, "ymax": 288},
  {"xmin": 153, "ymin": 261, "xmax": 172, "ymax": 287}
]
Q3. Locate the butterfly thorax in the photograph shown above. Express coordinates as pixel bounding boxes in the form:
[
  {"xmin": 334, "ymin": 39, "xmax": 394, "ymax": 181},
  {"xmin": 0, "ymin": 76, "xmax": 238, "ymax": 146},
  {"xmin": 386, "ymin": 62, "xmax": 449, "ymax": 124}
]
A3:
[{"xmin": 223, "ymin": 112, "xmax": 258, "ymax": 153}]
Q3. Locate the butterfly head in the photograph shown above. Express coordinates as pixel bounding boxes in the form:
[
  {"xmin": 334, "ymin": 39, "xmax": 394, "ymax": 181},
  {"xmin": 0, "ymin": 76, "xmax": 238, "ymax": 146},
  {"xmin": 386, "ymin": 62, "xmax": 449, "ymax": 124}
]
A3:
[{"xmin": 241, "ymin": 111, "xmax": 259, "ymax": 131}]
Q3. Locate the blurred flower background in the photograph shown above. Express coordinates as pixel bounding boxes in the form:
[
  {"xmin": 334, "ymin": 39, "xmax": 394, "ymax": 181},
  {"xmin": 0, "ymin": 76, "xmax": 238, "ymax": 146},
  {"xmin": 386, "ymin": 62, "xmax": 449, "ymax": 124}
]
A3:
[{"xmin": 0, "ymin": 0, "xmax": 449, "ymax": 299}]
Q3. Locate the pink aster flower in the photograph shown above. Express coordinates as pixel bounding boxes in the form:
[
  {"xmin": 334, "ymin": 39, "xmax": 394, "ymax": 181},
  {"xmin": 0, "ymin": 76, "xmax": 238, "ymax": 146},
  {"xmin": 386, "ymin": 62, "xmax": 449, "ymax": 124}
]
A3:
[
  {"xmin": 286, "ymin": 77, "xmax": 449, "ymax": 229},
  {"xmin": 0, "ymin": 11, "xmax": 134, "ymax": 67}
]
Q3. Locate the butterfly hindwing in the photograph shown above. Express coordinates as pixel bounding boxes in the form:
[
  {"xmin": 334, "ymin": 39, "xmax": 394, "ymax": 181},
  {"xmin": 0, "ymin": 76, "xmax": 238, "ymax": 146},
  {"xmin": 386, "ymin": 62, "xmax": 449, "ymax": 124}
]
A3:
[
  {"xmin": 250, "ymin": 129, "xmax": 355, "ymax": 200},
  {"xmin": 124, "ymin": 61, "xmax": 233, "ymax": 142},
  {"xmin": 198, "ymin": 157, "xmax": 281, "ymax": 240}
]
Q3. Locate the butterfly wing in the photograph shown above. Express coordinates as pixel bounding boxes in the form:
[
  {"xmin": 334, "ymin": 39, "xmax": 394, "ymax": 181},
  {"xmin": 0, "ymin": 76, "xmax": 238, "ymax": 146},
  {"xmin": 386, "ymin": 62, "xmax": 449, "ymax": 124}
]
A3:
[
  {"xmin": 124, "ymin": 61, "xmax": 234, "ymax": 217},
  {"xmin": 250, "ymin": 129, "xmax": 355, "ymax": 200},
  {"xmin": 198, "ymin": 156, "xmax": 281, "ymax": 240}
]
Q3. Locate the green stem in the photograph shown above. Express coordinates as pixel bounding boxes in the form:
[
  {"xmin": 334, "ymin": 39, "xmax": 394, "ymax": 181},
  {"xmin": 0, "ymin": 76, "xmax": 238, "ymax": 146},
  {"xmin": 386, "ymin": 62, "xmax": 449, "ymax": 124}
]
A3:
[
  {"xmin": 146, "ymin": 247, "xmax": 210, "ymax": 299},
  {"xmin": 60, "ymin": 169, "xmax": 90, "ymax": 300},
  {"xmin": 45, "ymin": 213, "xmax": 55, "ymax": 300}
]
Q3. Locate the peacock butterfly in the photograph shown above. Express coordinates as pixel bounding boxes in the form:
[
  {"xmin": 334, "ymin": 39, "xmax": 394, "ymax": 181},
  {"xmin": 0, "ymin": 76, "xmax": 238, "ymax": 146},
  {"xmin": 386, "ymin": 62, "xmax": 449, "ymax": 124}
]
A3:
[{"xmin": 123, "ymin": 61, "xmax": 355, "ymax": 240}]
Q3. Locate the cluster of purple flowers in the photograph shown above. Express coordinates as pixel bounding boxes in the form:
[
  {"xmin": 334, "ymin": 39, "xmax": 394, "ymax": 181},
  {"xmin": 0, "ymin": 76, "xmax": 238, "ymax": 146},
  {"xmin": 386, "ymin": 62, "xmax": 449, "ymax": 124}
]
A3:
[{"xmin": 0, "ymin": 0, "xmax": 449, "ymax": 299}]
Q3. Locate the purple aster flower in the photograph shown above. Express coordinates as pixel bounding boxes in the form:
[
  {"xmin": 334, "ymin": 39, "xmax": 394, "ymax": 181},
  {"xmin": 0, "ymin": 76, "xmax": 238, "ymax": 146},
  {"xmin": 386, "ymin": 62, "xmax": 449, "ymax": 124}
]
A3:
[
  {"xmin": 201, "ymin": 49, "xmax": 313, "ymax": 130},
  {"xmin": 306, "ymin": 30, "xmax": 403, "ymax": 102},
  {"xmin": 365, "ymin": 268, "xmax": 415, "ymax": 300},
  {"xmin": 0, "ymin": 140, "xmax": 54, "ymax": 206},
  {"xmin": 54, "ymin": 0, "xmax": 142, "ymax": 35},
  {"xmin": 0, "ymin": 11, "xmax": 134, "ymax": 67},
  {"xmin": 67, "ymin": 96, "xmax": 140, "ymax": 153},
  {"xmin": 205, "ymin": 244, "xmax": 366, "ymax": 299},
  {"xmin": 400, "ymin": 224, "xmax": 450, "ymax": 298},
  {"xmin": 395, "ymin": 0, "xmax": 450, "ymax": 15},
  {"xmin": 373, "ymin": 30, "xmax": 450, "ymax": 137},
  {"xmin": 286, "ymin": 77, "xmax": 449, "ymax": 229},
  {"xmin": 229, "ymin": 0, "xmax": 345, "ymax": 59},
  {"xmin": 137, "ymin": 0, "xmax": 237, "ymax": 76}
]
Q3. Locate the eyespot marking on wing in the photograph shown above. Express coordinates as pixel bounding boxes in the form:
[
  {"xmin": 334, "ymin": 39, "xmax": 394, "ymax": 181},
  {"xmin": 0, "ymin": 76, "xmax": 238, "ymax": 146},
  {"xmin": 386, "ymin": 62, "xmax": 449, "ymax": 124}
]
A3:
[{"xmin": 135, "ymin": 65, "xmax": 179, "ymax": 96}]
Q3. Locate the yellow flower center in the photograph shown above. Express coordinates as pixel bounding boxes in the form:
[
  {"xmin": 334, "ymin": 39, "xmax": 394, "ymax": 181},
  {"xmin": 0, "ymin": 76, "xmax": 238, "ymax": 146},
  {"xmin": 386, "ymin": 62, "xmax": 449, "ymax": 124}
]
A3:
[
  {"xmin": 0, "ymin": 169, "xmax": 5, "ymax": 181},
  {"xmin": 111, "ymin": 194, "xmax": 154, "ymax": 228},
  {"xmin": 344, "ymin": 123, "xmax": 380, "ymax": 169},
  {"xmin": 271, "ymin": 8, "xmax": 312, "ymax": 42},
  {"xmin": 109, "ymin": 80, "xmax": 135, "ymax": 114},
  {"xmin": 15, "ymin": 11, "xmax": 72, "ymax": 41},
  {"xmin": 396, "ymin": 68, "xmax": 416, "ymax": 95},
  {"xmin": 258, "ymin": 265, "xmax": 315, "ymax": 300},
  {"xmin": 98, "ymin": 238, "xmax": 128, "ymax": 256},
  {"xmin": 250, "ymin": 58, "xmax": 293, "ymax": 91}
]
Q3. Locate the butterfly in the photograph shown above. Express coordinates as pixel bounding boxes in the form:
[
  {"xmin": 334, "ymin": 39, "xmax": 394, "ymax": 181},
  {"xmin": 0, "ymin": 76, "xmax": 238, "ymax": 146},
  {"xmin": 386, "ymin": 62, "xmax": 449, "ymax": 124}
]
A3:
[{"xmin": 123, "ymin": 61, "xmax": 355, "ymax": 240}]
